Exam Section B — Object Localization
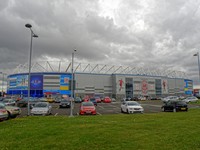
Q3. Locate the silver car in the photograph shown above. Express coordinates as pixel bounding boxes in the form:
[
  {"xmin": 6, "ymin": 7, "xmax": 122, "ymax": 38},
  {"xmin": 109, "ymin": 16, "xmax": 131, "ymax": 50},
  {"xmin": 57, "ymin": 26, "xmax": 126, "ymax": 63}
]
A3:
[
  {"xmin": 31, "ymin": 102, "xmax": 52, "ymax": 116},
  {"xmin": 161, "ymin": 96, "xmax": 179, "ymax": 103},
  {"xmin": 182, "ymin": 96, "xmax": 198, "ymax": 103},
  {"xmin": 0, "ymin": 103, "xmax": 9, "ymax": 121},
  {"xmin": 0, "ymin": 102, "xmax": 21, "ymax": 119},
  {"xmin": 3, "ymin": 98, "xmax": 16, "ymax": 106}
]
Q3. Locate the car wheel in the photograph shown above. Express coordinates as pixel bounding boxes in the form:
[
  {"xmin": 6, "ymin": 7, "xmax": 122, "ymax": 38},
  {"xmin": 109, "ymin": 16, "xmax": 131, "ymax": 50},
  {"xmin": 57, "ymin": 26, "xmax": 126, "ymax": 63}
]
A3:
[
  {"xmin": 7, "ymin": 111, "xmax": 11, "ymax": 120},
  {"xmin": 161, "ymin": 107, "xmax": 165, "ymax": 112},
  {"xmin": 127, "ymin": 109, "xmax": 129, "ymax": 114}
]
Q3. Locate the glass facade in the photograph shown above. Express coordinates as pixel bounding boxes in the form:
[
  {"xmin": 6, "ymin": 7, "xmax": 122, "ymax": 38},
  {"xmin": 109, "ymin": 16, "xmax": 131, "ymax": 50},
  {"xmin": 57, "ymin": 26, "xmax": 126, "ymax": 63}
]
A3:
[
  {"xmin": 155, "ymin": 79, "xmax": 162, "ymax": 96},
  {"xmin": 125, "ymin": 78, "xmax": 133, "ymax": 98},
  {"xmin": 7, "ymin": 73, "xmax": 72, "ymax": 97}
]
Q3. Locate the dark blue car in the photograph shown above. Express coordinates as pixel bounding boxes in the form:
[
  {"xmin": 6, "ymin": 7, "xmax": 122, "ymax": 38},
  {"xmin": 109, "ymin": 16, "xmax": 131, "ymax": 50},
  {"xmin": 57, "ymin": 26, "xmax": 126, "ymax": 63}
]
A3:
[{"xmin": 89, "ymin": 98, "xmax": 97, "ymax": 106}]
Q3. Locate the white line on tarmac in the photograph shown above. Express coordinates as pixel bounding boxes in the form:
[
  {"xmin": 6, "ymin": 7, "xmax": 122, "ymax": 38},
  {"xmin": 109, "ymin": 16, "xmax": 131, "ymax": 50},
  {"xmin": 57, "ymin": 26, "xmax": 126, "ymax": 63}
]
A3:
[
  {"xmin": 98, "ymin": 106, "xmax": 104, "ymax": 109},
  {"xmin": 97, "ymin": 112, "xmax": 102, "ymax": 115}
]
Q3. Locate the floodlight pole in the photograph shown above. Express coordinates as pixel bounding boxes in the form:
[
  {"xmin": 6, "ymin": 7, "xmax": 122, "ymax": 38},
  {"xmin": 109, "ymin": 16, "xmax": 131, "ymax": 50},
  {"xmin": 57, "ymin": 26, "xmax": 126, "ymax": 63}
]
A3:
[
  {"xmin": 194, "ymin": 52, "xmax": 200, "ymax": 83},
  {"xmin": 69, "ymin": 49, "xmax": 76, "ymax": 117},
  {"xmin": 25, "ymin": 23, "xmax": 38, "ymax": 116},
  {"xmin": 0, "ymin": 72, "xmax": 7, "ymax": 97}
]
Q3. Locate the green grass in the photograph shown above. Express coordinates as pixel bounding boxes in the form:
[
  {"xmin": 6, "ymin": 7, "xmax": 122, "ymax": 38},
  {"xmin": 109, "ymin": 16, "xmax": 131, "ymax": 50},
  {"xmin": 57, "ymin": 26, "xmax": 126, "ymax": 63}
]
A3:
[
  {"xmin": 190, "ymin": 99, "xmax": 200, "ymax": 104},
  {"xmin": 1, "ymin": 109, "xmax": 200, "ymax": 150}
]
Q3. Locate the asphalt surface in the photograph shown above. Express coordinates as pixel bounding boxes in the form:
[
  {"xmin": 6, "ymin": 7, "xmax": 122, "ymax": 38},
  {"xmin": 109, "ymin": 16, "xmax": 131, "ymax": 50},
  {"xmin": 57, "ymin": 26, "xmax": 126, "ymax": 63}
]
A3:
[{"xmin": 16, "ymin": 100, "xmax": 200, "ymax": 118}]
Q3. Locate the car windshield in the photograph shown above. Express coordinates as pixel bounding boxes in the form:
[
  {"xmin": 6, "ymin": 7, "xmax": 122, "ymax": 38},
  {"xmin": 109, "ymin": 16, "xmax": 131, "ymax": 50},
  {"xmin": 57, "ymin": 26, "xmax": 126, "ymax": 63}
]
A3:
[
  {"xmin": 127, "ymin": 102, "xmax": 140, "ymax": 106},
  {"xmin": 82, "ymin": 102, "xmax": 94, "ymax": 106},
  {"xmin": 61, "ymin": 99, "xmax": 69, "ymax": 102},
  {"xmin": 34, "ymin": 103, "xmax": 48, "ymax": 107},
  {"xmin": 0, "ymin": 103, "xmax": 5, "ymax": 108},
  {"xmin": 3, "ymin": 99, "xmax": 11, "ymax": 102},
  {"xmin": 90, "ymin": 98, "xmax": 95, "ymax": 101},
  {"xmin": 177, "ymin": 101, "xmax": 187, "ymax": 105}
]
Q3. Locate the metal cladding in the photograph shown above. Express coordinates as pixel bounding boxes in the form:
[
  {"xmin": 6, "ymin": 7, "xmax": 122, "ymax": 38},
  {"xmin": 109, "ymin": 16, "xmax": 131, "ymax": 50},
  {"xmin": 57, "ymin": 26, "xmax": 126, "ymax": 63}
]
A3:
[{"xmin": 7, "ymin": 61, "xmax": 192, "ymax": 98}]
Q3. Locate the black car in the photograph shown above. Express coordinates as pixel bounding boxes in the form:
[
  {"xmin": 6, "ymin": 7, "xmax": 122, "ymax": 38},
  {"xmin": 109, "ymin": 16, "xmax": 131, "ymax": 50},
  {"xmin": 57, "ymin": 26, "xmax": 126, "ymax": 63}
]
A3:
[
  {"xmin": 59, "ymin": 99, "xmax": 71, "ymax": 108},
  {"xmin": 74, "ymin": 97, "xmax": 82, "ymax": 103},
  {"xmin": 161, "ymin": 101, "xmax": 188, "ymax": 112}
]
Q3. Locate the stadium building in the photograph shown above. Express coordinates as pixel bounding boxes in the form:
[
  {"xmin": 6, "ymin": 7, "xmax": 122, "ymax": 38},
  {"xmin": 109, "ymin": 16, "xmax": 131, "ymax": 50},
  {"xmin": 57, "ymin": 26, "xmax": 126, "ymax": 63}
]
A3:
[{"xmin": 7, "ymin": 61, "xmax": 193, "ymax": 99}]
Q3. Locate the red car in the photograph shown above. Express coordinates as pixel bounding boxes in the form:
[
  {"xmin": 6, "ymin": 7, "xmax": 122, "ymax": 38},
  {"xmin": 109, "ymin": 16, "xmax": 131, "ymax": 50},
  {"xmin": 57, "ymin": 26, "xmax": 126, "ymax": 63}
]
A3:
[
  {"xmin": 83, "ymin": 98, "xmax": 89, "ymax": 102},
  {"xmin": 95, "ymin": 97, "xmax": 101, "ymax": 103},
  {"xmin": 103, "ymin": 97, "xmax": 112, "ymax": 103},
  {"xmin": 79, "ymin": 102, "xmax": 96, "ymax": 115}
]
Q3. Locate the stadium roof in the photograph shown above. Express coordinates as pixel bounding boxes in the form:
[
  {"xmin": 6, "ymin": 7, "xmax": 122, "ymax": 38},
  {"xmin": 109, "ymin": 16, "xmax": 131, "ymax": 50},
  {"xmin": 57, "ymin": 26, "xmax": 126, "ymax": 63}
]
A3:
[{"xmin": 12, "ymin": 61, "xmax": 188, "ymax": 79}]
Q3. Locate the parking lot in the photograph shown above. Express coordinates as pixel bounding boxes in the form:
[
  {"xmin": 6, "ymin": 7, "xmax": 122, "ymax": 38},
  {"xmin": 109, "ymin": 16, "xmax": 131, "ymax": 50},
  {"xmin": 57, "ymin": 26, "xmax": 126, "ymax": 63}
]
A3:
[{"xmin": 17, "ymin": 100, "xmax": 200, "ymax": 118}]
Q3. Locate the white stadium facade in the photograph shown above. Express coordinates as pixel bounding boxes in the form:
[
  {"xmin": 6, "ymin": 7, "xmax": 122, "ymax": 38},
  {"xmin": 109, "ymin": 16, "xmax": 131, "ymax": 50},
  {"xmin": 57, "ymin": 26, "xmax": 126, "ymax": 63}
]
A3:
[{"xmin": 7, "ymin": 61, "xmax": 193, "ymax": 99}]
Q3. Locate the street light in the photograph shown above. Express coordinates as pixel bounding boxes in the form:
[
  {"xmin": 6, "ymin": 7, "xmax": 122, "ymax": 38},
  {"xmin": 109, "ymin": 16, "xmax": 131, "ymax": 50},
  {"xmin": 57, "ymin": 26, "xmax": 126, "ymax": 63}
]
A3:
[
  {"xmin": 194, "ymin": 52, "xmax": 200, "ymax": 83},
  {"xmin": 69, "ymin": 49, "xmax": 76, "ymax": 117},
  {"xmin": 25, "ymin": 23, "xmax": 38, "ymax": 116},
  {"xmin": 0, "ymin": 72, "xmax": 6, "ymax": 97}
]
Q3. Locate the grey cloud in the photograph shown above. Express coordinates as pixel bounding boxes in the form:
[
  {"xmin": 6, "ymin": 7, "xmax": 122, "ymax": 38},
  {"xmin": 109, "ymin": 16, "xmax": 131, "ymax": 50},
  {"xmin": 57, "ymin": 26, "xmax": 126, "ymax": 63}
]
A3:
[{"xmin": 1, "ymin": 0, "xmax": 200, "ymax": 85}]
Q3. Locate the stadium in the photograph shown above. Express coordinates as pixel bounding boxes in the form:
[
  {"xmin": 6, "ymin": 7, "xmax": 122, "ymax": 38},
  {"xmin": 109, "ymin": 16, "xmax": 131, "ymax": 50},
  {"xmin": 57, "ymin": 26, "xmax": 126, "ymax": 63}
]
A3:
[{"xmin": 7, "ymin": 61, "xmax": 193, "ymax": 99}]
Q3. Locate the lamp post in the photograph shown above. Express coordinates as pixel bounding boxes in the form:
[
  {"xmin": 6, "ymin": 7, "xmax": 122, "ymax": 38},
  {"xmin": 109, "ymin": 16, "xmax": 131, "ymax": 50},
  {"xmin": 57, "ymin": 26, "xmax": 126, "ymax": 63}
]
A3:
[
  {"xmin": 0, "ymin": 72, "xmax": 6, "ymax": 97},
  {"xmin": 25, "ymin": 23, "xmax": 38, "ymax": 116},
  {"xmin": 69, "ymin": 49, "xmax": 76, "ymax": 117},
  {"xmin": 194, "ymin": 52, "xmax": 200, "ymax": 83}
]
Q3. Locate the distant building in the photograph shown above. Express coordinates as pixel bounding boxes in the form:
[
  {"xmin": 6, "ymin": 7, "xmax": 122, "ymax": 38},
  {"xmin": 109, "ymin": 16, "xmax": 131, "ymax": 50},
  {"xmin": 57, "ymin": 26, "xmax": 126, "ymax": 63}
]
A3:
[{"xmin": 7, "ymin": 62, "xmax": 193, "ymax": 99}]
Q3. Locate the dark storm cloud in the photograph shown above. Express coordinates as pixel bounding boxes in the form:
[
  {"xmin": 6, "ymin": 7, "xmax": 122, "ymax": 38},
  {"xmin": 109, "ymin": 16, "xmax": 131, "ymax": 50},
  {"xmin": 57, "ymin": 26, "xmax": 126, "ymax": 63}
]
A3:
[{"xmin": 1, "ymin": 0, "xmax": 200, "ymax": 85}]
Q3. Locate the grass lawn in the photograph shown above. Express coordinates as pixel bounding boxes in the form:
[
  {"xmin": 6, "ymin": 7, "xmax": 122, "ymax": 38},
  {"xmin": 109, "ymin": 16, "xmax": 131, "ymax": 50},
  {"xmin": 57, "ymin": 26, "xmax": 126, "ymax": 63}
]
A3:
[{"xmin": 1, "ymin": 109, "xmax": 200, "ymax": 150}]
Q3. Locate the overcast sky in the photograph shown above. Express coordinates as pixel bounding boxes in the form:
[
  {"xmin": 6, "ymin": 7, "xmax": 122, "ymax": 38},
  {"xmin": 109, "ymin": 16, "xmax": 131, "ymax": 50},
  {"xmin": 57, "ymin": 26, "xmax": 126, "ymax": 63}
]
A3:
[{"xmin": 1, "ymin": 0, "xmax": 200, "ymax": 86}]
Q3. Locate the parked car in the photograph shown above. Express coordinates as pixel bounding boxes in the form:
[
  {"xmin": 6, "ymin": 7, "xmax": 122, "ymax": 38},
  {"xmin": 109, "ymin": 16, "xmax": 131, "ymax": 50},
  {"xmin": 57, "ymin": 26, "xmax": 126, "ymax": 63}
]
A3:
[
  {"xmin": 17, "ymin": 97, "xmax": 37, "ymax": 107},
  {"xmin": 178, "ymin": 95, "xmax": 186, "ymax": 100},
  {"xmin": 5, "ymin": 105, "xmax": 21, "ymax": 118},
  {"xmin": 182, "ymin": 96, "xmax": 198, "ymax": 103},
  {"xmin": 46, "ymin": 97, "xmax": 54, "ymax": 103},
  {"xmin": 54, "ymin": 97, "xmax": 62, "ymax": 103},
  {"xmin": 0, "ymin": 102, "xmax": 21, "ymax": 118},
  {"xmin": 111, "ymin": 98, "xmax": 116, "ymax": 102},
  {"xmin": 121, "ymin": 97, "xmax": 132, "ymax": 102},
  {"xmin": 79, "ymin": 102, "xmax": 96, "ymax": 115},
  {"xmin": 0, "ymin": 103, "xmax": 9, "ymax": 121},
  {"xmin": 121, "ymin": 101, "xmax": 144, "ymax": 114},
  {"xmin": 17, "ymin": 98, "xmax": 27, "ymax": 107},
  {"xmin": 161, "ymin": 101, "xmax": 188, "ymax": 112},
  {"xmin": 89, "ymin": 98, "xmax": 97, "ymax": 106},
  {"xmin": 161, "ymin": 96, "xmax": 179, "ymax": 103},
  {"xmin": 195, "ymin": 94, "xmax": 200, "ymax": 99},
  {"xmin": 74, "ymin": 97, "xmax": 82, "ymax": 103},
  {"xmin": 31, "ymin": 102, "xmax": 52, "ymax": 116},
  {"xmin": 2, "ymin": 98, "xmax": 16, "ymax": 106},
  {"xmin": 131, "ymin": 97, "xmax": 139, "ymax": 101},
  {"xmin": 0, "ymin": 97, "xmax": 5, "ymax": 101},
  {"xmin": 83, "ymin": 98, "xmax": 89, "ymax": 102},
  {"xmin": 38, "ymin": 97, "xmax": 48, "ymax": 102},
  {"xmin": 95, "ymin": 97, "xmax": 101, "ymax": 103},
  {"xmin": 59, "ymin": 99, "xmax": 71, "ymax": 108},
  {"xmin": 137, "ymin": 96, "xmax": 146, "ymax": 101},
  {"xmin": 103, "ymin": 97, "xmax": 111, "ymax": 103}
]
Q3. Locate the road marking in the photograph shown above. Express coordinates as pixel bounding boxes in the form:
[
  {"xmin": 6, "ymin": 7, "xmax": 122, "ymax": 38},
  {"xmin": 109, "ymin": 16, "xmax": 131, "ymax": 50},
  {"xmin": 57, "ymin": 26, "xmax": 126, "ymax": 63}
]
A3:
[
  {"xmin": 98, "ymin": 105, "xmax": 104, "ymax": 109},
  {"xmin": 109, "ymin": 105, "xmax": 120, "ymax": 109},
  {"xmin": 54, "ymin": 113, "xmax": 58, "ymax": 116},
  {"xmin": 97, "ymin": 112, "xmax": 102, "ymax": 115}
]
